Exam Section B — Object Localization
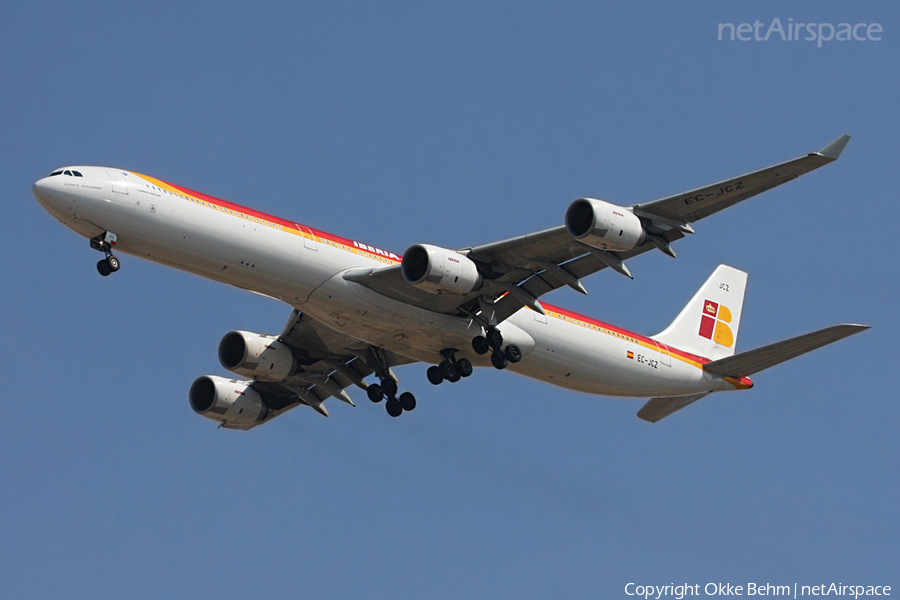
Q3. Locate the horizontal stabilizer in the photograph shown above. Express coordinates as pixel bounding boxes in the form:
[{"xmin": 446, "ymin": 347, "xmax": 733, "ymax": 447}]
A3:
[
  {"xmin": 703, "ymin": 324, "xmax": 869, "ymax": 377},
  {"xmin": 637, "ymin": 392, "xmax": 711, "ymax": 423}
]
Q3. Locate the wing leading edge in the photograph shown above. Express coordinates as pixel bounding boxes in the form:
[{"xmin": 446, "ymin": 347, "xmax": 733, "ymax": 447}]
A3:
[
  {"xmin": 349, "ymin": 135, "xmax": 850, "ymax": 326},
  {"xmin": 228, "ymin": 310, "xmax": 415, "ymax": 428},
  {"xmin": 633, "ymin": 134, "xmax": 850, "ymax": 222}
]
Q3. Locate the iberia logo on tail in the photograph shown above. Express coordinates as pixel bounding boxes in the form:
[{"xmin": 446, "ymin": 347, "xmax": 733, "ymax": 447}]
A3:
[{"xmin": 699, "ymin": 300, "xmax": 734, "ymax": 348}]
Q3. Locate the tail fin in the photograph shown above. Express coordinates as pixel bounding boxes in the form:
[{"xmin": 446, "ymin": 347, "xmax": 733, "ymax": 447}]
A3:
[{"xmin": 652, "ymin": 265, "xmax": 748, "ymax": 360}]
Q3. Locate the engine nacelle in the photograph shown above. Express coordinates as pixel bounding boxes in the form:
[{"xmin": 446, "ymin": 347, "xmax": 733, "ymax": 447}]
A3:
[
  {"xmin": 218, "ymin": 330, "xmax": 296, "ymax": 381},
  {"xmin": 565, "ymin": 198, "xmax": 646, "ymax": 252},
  {"xmin": 401, "ymin": 244, "xmax": 482, "ymax": 295},
  {"xmin": 189, "ymin": 375, "xmax": 269, "ymax": 426}
]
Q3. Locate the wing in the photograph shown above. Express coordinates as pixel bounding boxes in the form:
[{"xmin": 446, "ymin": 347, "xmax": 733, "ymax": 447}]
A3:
[
  {"xmin": 228, "ymin": 310, "xmax": 415, "ymax": 429},
  {"xmin": 633, "ymin": 134, "xmax": 850, "ymax": 222},
  {"xmin": 349, "ymin": 135, "xmax": 850, "ymax": 325}
]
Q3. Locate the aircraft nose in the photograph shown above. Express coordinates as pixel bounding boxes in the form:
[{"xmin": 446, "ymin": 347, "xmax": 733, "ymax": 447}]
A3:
[
  {"xmin": 32, "ymin": 176, "xmax": 73, "ymax": 224},
  {"xmin": 32, "ymin": 176, "xmax": 55, "ymax": 205}
]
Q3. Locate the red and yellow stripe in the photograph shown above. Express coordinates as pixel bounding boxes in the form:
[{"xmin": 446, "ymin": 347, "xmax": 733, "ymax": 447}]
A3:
[
  {"xmin": 131, "ymin": 172, "xmax": 752, "ymax": 390},
  {"xmin": 542, "ymin": 304, "xmax": 753, "ymax": 390},
  {"xmin": 131, "ymin": 172, "xmax": 402, "ymax": 265}
]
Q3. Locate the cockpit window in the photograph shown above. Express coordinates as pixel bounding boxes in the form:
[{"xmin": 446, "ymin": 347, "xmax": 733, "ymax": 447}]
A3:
[
  {"xmin": 49, "ymin": 170, "xmax": 63, "ymax": 176},
  {"xmin": 63, "ymin": 170, "xmax": 72, "ymax": 176},
  {"xmin": 72, "ymin": 171, "xmax": 83, "ymax": 177}
]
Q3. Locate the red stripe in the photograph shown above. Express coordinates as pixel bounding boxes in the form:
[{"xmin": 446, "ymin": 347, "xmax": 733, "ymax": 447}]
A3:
[
  {"xmin": 156, "ymin": 176, "xmax": 716, "ymax": 368},
  {"xmin": 542, "ymin": 302, "xmax": 710, "ymax": 365},
  {"xmin": 163, "ymin": 180, "xmax": 402, "ymax": 262}
]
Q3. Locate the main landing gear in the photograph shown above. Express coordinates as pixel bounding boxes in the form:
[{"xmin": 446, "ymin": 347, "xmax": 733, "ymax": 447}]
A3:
[
  {"xmin": 471, "ymin": 327, "xmax": 522, "ymax": 371},
  {"xmin": 367, "ymin": 378, "xmax": 416, "ymax": 417},
  {"xmin": 91, "ymin": 232, "xmax": 121, "ymax": 277},
  {"xmin": 366, "ymin": 346, "xmax": 416, "ymax": 418},
  {"xmin": 425, "ymin": 328, "xmax": 523, "ymax": 386},
  {"xmin": 427, "ymin": 349, "xmax": 474, "ymax": 386}
]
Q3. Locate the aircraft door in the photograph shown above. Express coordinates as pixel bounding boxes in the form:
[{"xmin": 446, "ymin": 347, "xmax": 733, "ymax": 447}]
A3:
[
  {"xmin": 105, "ymin": 169, "xmax": 129, "ymax": 194},
  {"xmin": 296, "ymin": 225, "xmax": 317, "ymax": 251},
  {"xmin": 655, "ymin": 341, "xmax": 672, "ymax": 367}
]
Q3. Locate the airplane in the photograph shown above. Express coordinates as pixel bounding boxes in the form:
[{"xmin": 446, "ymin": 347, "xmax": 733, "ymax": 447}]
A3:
[{"xmin": 32, "ymin": 135, "xmax": 868, "ymax": 428}]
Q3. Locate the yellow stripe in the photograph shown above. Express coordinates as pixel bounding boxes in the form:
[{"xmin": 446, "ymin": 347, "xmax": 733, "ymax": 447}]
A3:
[{"xmin": 546, "ymin": 309, "xmax": 706, "ymax": 371}]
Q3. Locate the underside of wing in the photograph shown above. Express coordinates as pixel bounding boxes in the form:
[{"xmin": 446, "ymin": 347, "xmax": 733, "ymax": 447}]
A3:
[
  {"xmin": 344, "ymin": 135, "xmax": 849, "ymax": 329},
  {"xmin": 344, "ymin": 224, "xmax": 685, "ymax": 324},
  {"xmin": 343, "ymin": 264, "xmax": 471, "ymax": 314},
  {"xmin": 634, "ymin": 135, "xmax": 850, "ymax": 223},
  {"xmin": 214, "ymin": 310, "xmax": 416, "ymax": 429}
]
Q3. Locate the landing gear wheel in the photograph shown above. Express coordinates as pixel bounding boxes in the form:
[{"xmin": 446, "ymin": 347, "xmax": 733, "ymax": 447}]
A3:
[
  {"xmin": 427, "ymin": 366, "xmax": 443, "ymax": 385},
  {"xmin": 91, "ymin": 233, "xmax": 121, "ymax": 276},
  {"xmin": 486, "ymin": 328, "xmax": 504, "ymax": 351},
  {"xmin": 491, "ymin": 351, "xmax": 508, "ymax": 370},
  {"xmin": 381, "ymin": 378, "xmax": 398, "ymax": 398},
  {"xmin": 399, "ymin": 392, "xmax": 416, "ymax": 411},
  {"xmin": 367, "ymin": 384, "xmax": 384, "ymax": 403},
  {"xmin": 385, "ymin": 398, "xmax": 403, "ymax": 417},
  {"xmin": 97, "ymin": 259, "xmax": 112, "ymax": 276},
  {"xmin": 446, "ymin": 371, "xmax": 461, "ymax": 383},
  {"xmin": 439, "ymin": 360, "xmax": 458, "ymax": 380},
  {"xmin": 456, "ymin": 358, "xmax": 473, "ymax": 377},
  {"xmin": 472, "ymin": 336, "xmax": 490, "ymax": 355},
  {"xmin": 504, "ymin": 344, "xmax": 522, "ymax": 363}
]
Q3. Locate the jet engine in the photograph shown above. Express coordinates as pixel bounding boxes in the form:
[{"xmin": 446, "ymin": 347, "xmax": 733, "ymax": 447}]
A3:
[
  {"xmin": 565, "ymin": 198, "xmax": 646, "ymax": 252},
  {"xmin": 401, "ymin": 244, "xmax": 483, "ymax": 295},
  {"xmin": 218, "ymin": 330, "xmax": 296, "ymax": 381},
  {"xmin": 189, "ymin": 375, "xmax": 269, "ymax": 426}
]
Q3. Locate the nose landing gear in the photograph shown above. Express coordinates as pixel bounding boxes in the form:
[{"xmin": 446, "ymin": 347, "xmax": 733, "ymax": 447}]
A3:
[
  {"xmin": 471, "ymin": 328, "xmax": 522, "ymax": 371},
  {"xmin": 91, "ymin": 232, "xmax": 121, "ymax": 277}
]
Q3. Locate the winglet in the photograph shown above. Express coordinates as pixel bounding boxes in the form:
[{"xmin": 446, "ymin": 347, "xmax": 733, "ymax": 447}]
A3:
[{"xmin": 819, "ymin": 134, "xmax": 851, "ymax": 160}]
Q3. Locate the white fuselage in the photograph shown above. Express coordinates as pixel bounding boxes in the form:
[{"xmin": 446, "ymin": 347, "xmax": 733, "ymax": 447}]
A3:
[{"xmin": 33, "ymin": 166, "xmax": 746, "ymax": 399}]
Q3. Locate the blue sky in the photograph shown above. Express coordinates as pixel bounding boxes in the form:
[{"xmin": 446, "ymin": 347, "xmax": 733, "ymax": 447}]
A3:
[{"xmin": 2, "ymin": 1, "xmax": 897, "ymax": 598}]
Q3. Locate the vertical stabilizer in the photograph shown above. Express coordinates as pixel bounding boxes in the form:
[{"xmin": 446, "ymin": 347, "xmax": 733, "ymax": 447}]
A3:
[{"xmin": 652, "ymin": 265, "xmax": 747, "ymax": 360}]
